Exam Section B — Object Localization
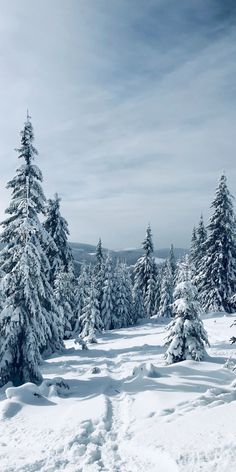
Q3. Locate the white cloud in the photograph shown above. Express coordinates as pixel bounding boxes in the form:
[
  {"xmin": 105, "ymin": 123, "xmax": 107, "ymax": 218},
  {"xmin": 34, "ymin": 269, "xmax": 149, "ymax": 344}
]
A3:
[{"xmin": 0, "ymin": 0, "xmax": 235, "ymax": 248}]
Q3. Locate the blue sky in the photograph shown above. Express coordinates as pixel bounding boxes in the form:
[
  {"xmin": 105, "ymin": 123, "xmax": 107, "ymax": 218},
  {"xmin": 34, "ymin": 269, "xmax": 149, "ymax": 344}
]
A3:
[{"xmin": 0, "ymin": 0, "xmax": 235, "ymax": 249}]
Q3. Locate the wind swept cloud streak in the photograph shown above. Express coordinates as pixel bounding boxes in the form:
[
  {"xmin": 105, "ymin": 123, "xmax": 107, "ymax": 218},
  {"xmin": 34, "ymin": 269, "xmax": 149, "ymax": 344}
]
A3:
[{"xmin": 0, "ymin": 0, "xmax": 235, "ymax": 248}]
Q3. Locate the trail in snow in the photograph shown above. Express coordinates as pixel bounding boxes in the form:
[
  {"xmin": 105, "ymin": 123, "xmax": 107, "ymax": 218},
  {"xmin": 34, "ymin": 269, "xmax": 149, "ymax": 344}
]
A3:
[{"xmin": 0, "ymin": 315, "xmax": 236, "ymax": 472}]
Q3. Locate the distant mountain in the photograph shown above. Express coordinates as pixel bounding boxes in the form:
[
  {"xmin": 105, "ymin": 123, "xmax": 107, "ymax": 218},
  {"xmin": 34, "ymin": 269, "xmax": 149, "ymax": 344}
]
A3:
[{"xmin": 70, "ymin": 242, "xmax": 187, "ymax": 268}]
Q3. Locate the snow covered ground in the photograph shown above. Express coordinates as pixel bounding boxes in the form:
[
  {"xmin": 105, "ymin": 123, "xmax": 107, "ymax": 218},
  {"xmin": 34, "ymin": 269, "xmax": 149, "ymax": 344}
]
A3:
[{"xmin": 0, "ymin": 313, "xmax": 236, "ymax": 472}]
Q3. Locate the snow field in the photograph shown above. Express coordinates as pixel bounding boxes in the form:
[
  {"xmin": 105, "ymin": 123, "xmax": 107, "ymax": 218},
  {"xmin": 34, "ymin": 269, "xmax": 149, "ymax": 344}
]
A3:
[{"xmin": 0, "ymin": 314, "xmax": 236, "ymax": 472}]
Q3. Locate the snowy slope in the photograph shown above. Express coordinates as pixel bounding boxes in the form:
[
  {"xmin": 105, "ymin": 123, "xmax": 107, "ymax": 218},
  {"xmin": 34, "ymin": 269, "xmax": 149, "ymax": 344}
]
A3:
[{"xmin": 0, "ymin": 313, "xmax": 236, "ymax": 472}]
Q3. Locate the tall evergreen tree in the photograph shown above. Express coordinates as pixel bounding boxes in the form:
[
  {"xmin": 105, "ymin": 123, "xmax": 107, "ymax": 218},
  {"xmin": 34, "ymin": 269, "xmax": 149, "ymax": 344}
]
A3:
[
  {"xmin": 144, "ymin": 272, "xmax": 156, "ymax": 318},
  {"xmin": 169, "ymin": 244, "xmax": 177, "ymax": 280},
  {"xmin": 115, "ymin": 262, "xmax": 133, "ymax": 328},
  {"xmin": 80, "ymin": 280, "xmax": 103, "ymax": 343},
  {"xmin": 73, "ymin": 262, "xmax": 92, "ymax": 335},
  {"xmin": 133, "ymin": 224, "xmax": 157, "ymax": 315},
  {"xmin": 165, "ymin": 274, "xmax": 209, "ymax": 364},
  {"xmin": 44, "ymin": 194, "xmax": 78, "ymax": 337},
  {"xmin": 101, "ymin": 253, "xmax": 116, "ymax": 330},
  {"xmin": 189, "ymin": 226, "xmax": 198, "ymax": 275},
  {"xmin": 198, "ymin": 175, "xmax": 236, "ymax": 312},
  {"xmin": 94, "ymin": 238, "xmax": 105, "ymax": 311},
  {"xmin": 54, "ymin": 265, "xmax": 79, "ymax": 338},
  {"xmin": 132, "ymin": 285, "xmax": 146, "ymax": 323},
  {"xmin": 0, "ymin": 114, "xmax": 63, "ymax": 386},
  {"xmin": 192, "ymin": 215, "xmax": 207, "ymax": 294},
  {"xmin": 158, "ymin": 262, "xmax": 174, "ymax": 318},
  {"xmin": 153, "ymin": 265, "xmax": 164, "ymax": 315},
  {"xmin": 44, "ymin": 193, "xmax": 73, "ymax": 280}
]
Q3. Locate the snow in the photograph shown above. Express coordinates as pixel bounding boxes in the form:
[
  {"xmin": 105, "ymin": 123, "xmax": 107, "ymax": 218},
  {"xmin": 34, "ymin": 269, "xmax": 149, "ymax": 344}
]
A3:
[{"xmin": 0, "ymin": 313, "xmax": 236, "ymax": 471}]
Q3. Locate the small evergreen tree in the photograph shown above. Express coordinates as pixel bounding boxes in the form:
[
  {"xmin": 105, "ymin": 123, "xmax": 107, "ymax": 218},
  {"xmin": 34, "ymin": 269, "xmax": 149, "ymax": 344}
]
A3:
[
  {"xmin": 169, "ymin": 244, "xmax": 177, "ymax": 280},
  {"xmin": 133, "ymin": 224, "xmax": 157, "ymax": 315},
  {"xmin": 101, "ymin": 253, "xmax": 116, "ymax": 330},
  {"xmin": 165, "ymin": 271, "xmax": 209, "ymax": 364},
  {"xmin": 144, "ymin": 273, "xmax": 156, "ymax": 318},
  {"xmin": 73, "ymin": 262, "xmax": 92, "ymax": 335},
  {"xmin": 153, "ymin": 266, "xmax": 163, "ymax": 315},
  {"xmin": 94, "ymin": 238, "xmax": 105, "ymax": 311},
  {"xmin": 44, "ymin": 193, "xmax": 73, "ymax": 278},
  {"xmin": 193, "ymin": 215, "xmax": 207, "ymax": 295},
  {"xmin": 80, "ymin": 280, "xmax": 103, "ymax": 343},
  {"xmin": 158, "ymin": 262, "xmax": 174, "ymax": 318},
  {"xmin": 54, "ymin": 265, "xmax": 78, "ymax": 339},
  {"xmin": 132, "ymin": 285, "xmax": 146, "ymax": 323},
  {"xmin": 0, "ymin": 114, "xmax": 63, "ymax": 386},
  {"xmin": 189, "ymin": 226, "xmax": 198, "ymax": 276},
  {"xmin": 44, "ymin": 194, "xmax": 78, "ymax": 337},
  {"xmin": 198, "ymin": 175, "xmax": 236, "ymax": 312},
  {"xmin": 115, "ymin": 262, "xmax": 133, "ymax": 328}
]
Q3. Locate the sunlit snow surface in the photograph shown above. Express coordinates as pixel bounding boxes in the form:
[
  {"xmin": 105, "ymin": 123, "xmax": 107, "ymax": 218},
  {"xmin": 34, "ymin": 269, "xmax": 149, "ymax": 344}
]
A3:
[{"xmin": 0, "ymin": 313, "xmax": 236, "ymax": 472}]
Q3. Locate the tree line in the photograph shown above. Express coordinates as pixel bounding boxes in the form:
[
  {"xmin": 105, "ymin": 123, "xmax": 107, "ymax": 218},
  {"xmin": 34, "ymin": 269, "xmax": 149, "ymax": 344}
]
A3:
[{"xmin": 0, "ymin": 115, "xmax": 235, "ymax": 387}]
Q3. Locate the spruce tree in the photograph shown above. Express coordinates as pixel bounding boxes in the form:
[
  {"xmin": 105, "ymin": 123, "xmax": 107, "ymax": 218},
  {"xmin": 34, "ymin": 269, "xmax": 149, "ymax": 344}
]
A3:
[
  {"xmin": 54, "ymin": 265, "xmax": 78, "ymax": 339},
  {"xmin": 101, "ymin": 253, "xmax": 116, "ymax": 330},
  {"xmin": 169, "ymin": 244, "xmax": 177, "ymax": 280},
  {"xmin": 153, "ymin": 266, "xmax": 163, "ymax": 315},
  {"xmin": 132, "ymin": 285, "xmax": 146, "ymax": 323},
  {"xmin": 0, "ymin": 114, "xmax": 63, "ymax": 386},
  {"xmin": 133, "ymin": 224, "xmax": 157, "ymax": 315},
  {"xmin": 44, "ymin": 193, "xmax": 73, "ymax": 278},
  {"xmin": 80, "ymin": 280, "xmax": 103, "ymax": 343},
  {"xmin": 44, "ymin": 194, "xmax": 78, "ymax": 337},
  {"xmin": 198, "ymin": 175, "xmax": 236, "ymax": 313},
  {"xmin": 115, "ymin": 262, "xmax": 133, "ymax": 328},
  {"xmin": 158, "ymin": 262, "xmax": 174, "ymax": 318},
  {"xmin": 73, "ymin": 262, "xmax": 92, "ymax": 335},
  {"xmin": 94, "ymin": 238, "xmax": 105, "ymax": 311},
  {"xmin": 144, "ymin": 273, "xmax": 156, "ymax": 318},
  {"xmin": 165, "ymin": 273, "xmax": 209, "ymax": 364},
  {"xmin": 189, "ymin": 226, "xmax": 198, "ymax": 276}
]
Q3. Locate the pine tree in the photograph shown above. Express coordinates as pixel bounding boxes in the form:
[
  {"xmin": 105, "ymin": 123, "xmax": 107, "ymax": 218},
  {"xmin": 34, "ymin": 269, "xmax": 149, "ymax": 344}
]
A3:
[
  {"xmin": 0, "ymin": 114, "xmax": 63, "ymax": 386},
  {"xmin": 73, "ymin": 262, "xmax": 92, "ymax": 335},
  {"xmin": 193, "ymin": 215, "xmax": 207, "ymax": 294},
  {"xmin": 80, "ymin": 280, "xmax": 103, "ymax": 343},
  {"xmin": 165, "ymin": 275, "xmax": 209, "ymax": 364},
  {"xmin": 144, "ymin": 273, "xmax": 156, "ymax": 318},
  {"xmin": 132, "ymin": 285, "xmax": 146, "ymax": 323},
  {"xmin": 169, "ymin": 244, "xmax": 177, "ymax": 280},
  {"xmin": 133, "ymin": 224, "xmax": 157, "ymax": 315},
  {"xmin": 94, "ymin": 238, "xmax": 105, "ymax": 311},
  {"xmin": 153, "ymin": 266, "xmax": 163, "ymax": 315},
  {"xmin": 198, "ymin": 175, "xmax": 236, "ymax": 313},
  {"xmin": 101, "ymin": 253, "xmax": 116, "ymax": 330},
  {"xmin": 189, "ymin": 226, "xmax": 198, "ymax": 275},
  {"xmin": 158, "ymin": 262, "xmax": 174, "ymax": 318},
  {"xmin": 54, "ymin": 265, "xmax": 78, "ymax": 339},
  {"xmin": 44, "ymin": 193, "xmax": 73, "ymax": 278},
  {"xmin": 115, "ymin": 263, "xmax": 133, "ymax": 328},
  {"xmin": 44, "ymin": 194, "xmax": 78, "ymax": 337}
]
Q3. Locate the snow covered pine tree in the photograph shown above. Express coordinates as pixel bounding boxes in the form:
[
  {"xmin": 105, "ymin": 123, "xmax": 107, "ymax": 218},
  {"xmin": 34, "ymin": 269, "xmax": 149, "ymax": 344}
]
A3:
[
  {"xmin": 0, "ymin": 114, "xmax": 63, "ymax": 386},
  {"xmin": 101, "ymin": 253, "xmax": 116, "ymax": 330},
  {"xmin": 158, "ymin": 261, "xmax": 174, "ymax": 318},
  {"xmin": 165, "ymin": 257, "xmax": 209, "ymax": 364},
  {"xmin": 93, "ymin": 238, "xmax": 105, "ymax": 312},
  {"xmin": 133, "ymin": 224, "xmax": 157, "ymax": 317},
  {"xmin": 79, "ymin": 279, "xmax": 103, "ymax": 343},
  {"xmin": 198, "ymin": 174, "xmax": 236, "ymax": 313},
  {"xmin": 115, "ymin": 262, "xmax": 133, "ymax": 328},
  {"xmin": 44, "ymin": 194, "xmax": 78, "ymax": 336}
]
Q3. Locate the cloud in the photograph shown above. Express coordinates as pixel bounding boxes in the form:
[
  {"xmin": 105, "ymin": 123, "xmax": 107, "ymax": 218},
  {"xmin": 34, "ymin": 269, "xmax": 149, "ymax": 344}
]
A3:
[{"xmin": 0, "ymin": 0, "xmax": 235, "ymax": 249}]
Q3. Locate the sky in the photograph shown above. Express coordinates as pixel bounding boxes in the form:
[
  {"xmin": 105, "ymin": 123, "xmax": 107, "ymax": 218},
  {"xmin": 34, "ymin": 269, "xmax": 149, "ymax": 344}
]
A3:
[{"xmin": 0, "ymin": 0, "xmax": 235, "ymax": 249}]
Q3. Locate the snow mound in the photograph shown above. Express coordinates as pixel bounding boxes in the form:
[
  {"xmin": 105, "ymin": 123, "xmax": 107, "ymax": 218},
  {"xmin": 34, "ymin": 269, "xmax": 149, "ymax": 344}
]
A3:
[
  {"xmin": 39, "ymin": 377, "xmax": 70, "ymax": 397},
  {"xmin": 132, "ymin": 362, "xmax": 161, "ymax": 379}
]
